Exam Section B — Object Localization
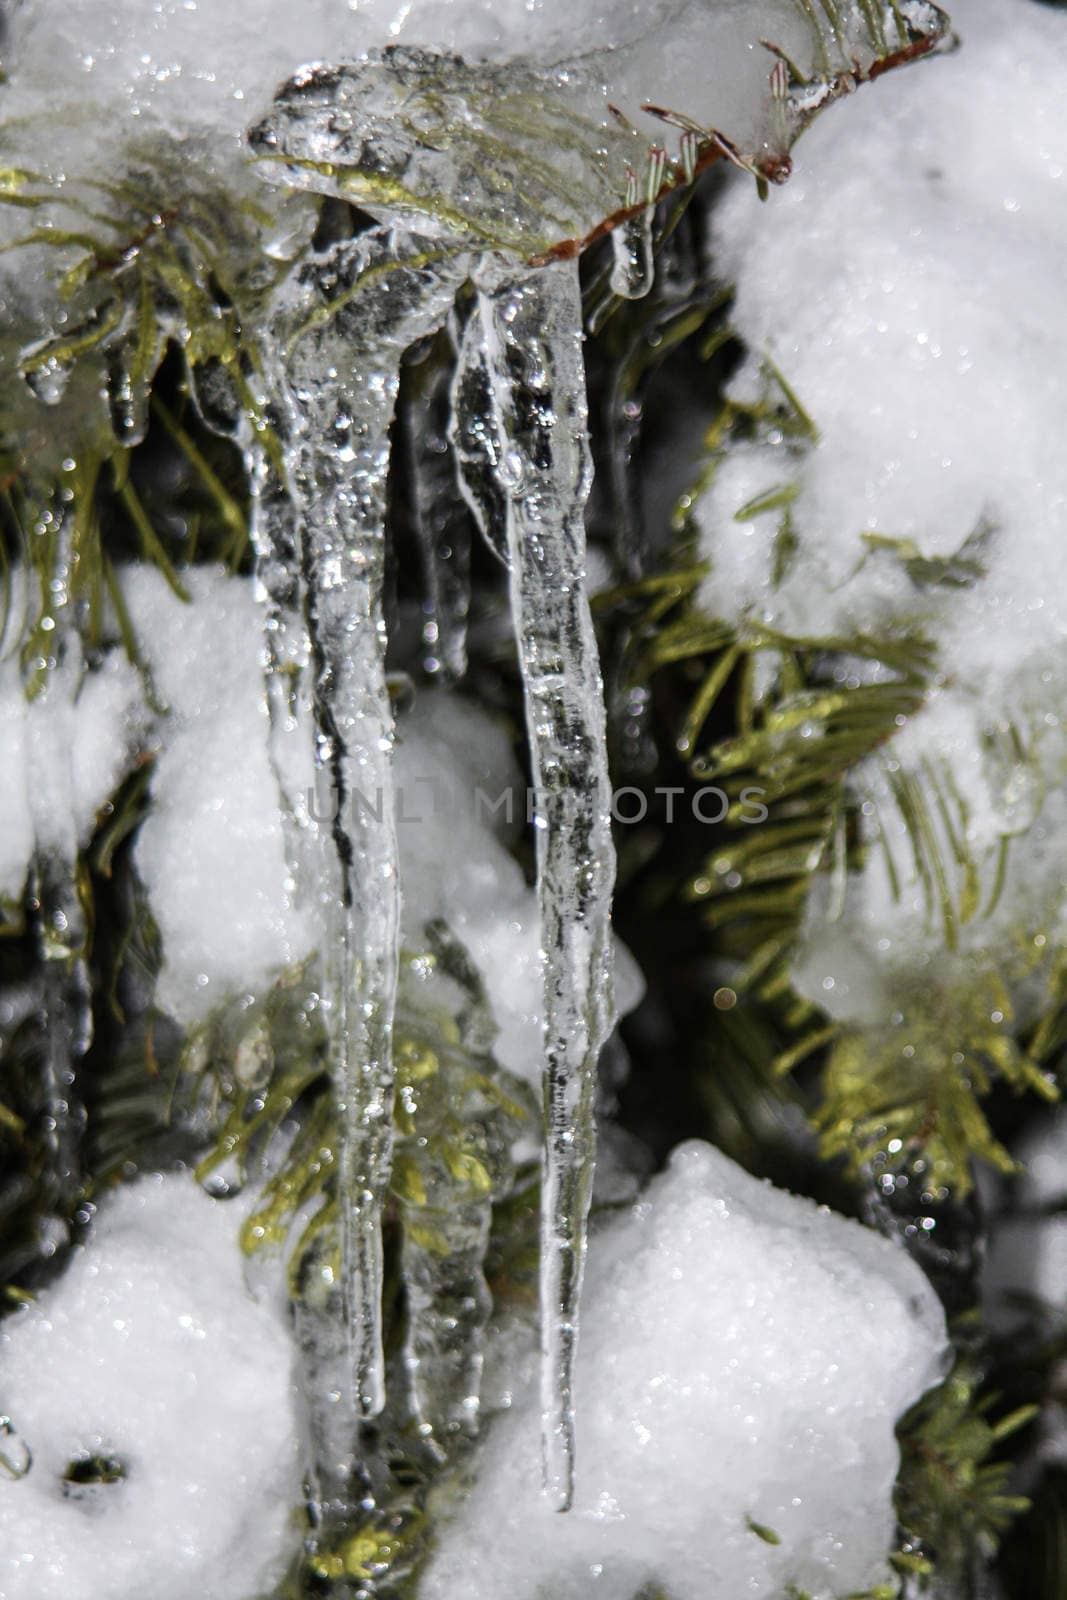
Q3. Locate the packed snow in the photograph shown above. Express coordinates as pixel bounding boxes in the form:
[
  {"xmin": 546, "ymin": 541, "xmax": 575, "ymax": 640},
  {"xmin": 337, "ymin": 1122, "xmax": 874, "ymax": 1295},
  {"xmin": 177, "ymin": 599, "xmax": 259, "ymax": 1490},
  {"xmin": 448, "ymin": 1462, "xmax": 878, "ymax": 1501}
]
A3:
[
  {"xmin": 127, "ymin": 565, "xmax": 318, "ymax": 1024},
  {"xmin": 0, "ymin": 1175, "xmax": 302, "ymax": 1600},
  {"xmin": 700, "ymin": 0, "xmax": 1067, "ymax": 656},
  {"xmin": 0, "ymin": 639, "xmax": 144, "ymax": 910},
  {"xmin": 421, "ymin": 1140, "xmax": 948, "ymax": 1600},
  {"xmin": 692, "ymin": 0, "xmax": 1067, "ymax": 1011}
]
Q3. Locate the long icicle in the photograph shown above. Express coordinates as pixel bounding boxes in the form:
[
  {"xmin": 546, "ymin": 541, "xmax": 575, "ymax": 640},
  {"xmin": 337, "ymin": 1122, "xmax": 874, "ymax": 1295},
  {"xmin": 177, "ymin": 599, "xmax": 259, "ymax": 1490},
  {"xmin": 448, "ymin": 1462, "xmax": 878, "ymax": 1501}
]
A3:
[
  {"xmin": 24, "ymin": 498, "xmax": 91, "ymax": 1241},
  {"xmin": 272, "ymin": 227, "xmax": 465, "ymax": 1499},
  {"xmin": 473, "ymin": 254, "xmax": 617, "ymax": 1511}
]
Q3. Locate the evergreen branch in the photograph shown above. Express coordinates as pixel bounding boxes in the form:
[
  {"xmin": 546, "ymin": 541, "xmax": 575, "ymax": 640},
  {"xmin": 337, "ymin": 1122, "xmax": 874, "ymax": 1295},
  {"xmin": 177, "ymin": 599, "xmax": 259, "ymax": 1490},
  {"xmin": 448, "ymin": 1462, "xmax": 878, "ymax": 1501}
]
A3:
[{"xmin": 896, "ymin": 1359, "xmax": 1038, "ymax": 1581}]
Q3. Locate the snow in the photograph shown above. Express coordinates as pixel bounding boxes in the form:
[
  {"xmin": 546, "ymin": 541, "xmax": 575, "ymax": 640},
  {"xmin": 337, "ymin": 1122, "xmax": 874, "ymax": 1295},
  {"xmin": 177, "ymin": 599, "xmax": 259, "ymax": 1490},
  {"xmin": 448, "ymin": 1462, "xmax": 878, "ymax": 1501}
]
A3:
[
  {"xmin": 699, "ymin": 0, "xmax": 1067, "ymax": 659},
  {"xmin": 0, "ymin": 565, "xmax": 319, "ymax": 1020},
  {"xmin": 123, "ymin": 567, "xmax": 641, "ymax": 1057},
  {"xmin": 0, "ymin": 645, "xmax": 144, "ymax": 907},
  {"xmin": 127, "ymin": 565, "xmax": 317, "ymax": 1025},
  {"xmin": 692, "ymin": 0, "xmax": 1067, "ymax": 1008},
  {"xmin": 0, "ymin": 661, "xmax": 33, "ymax": 906},
  {"xmin": 0, "ymin": 1174, "xmax": 302, "ymax": 1600},
  {"xmin": 420, "ymin": 1140, "xmax": 947, "ymax": 1600},
  {"xmin": 700, "ymin": 0, "xmax": 1067, "ymax": 673},
  {"xmin": 68, "ymin": 654, "xmax": 146, "ymax": 837},
  {"xmin": 397, "ymin": 689, "xmax": 644, "ymax": 1091}
]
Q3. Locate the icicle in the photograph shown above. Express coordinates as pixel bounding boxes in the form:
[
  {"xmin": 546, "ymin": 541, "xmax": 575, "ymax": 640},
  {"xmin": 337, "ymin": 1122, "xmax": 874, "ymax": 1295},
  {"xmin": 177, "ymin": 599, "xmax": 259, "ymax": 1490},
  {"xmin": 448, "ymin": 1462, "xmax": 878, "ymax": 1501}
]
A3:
[
  {"xmin": 405, "ymin": 340, "xmax": 472, "ymax": 682},
  {"xmin": 270, "ymin": 226, "xmax": 466, "ymax": 1498},
  {"xmin": 397, "ymin": 922, "xmax": 516, "ymax": 1446},
  {"xmin": 24, "ymin": 504, "xmax": 91, "ymax": 1234},
  {"xmin": 472, "ymin": 254, "xmax": 617, "ymax": 1511},
  {"xmin": 609, "ymin": 208, "xmax": 654, "ymax": 302},
  {"xmin": 448, "ymin": 304, "xmax": 509, "ymax": 569},
  {"xmin": 599, "ymin": 206, "xmax": 702, "ymax": 578},
  {"xmin": 245, "ymin": 419, "xmax": 321, "ymax": 887},
  {"xmin": 400, "ymin": 1201, "xmax": 491, "ymax": 1445}
]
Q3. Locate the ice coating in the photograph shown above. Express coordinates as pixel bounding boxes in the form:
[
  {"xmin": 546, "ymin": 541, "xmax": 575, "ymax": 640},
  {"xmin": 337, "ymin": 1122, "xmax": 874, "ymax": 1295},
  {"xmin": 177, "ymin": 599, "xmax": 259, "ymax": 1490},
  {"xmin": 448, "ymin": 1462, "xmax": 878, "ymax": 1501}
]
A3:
[
  {"xmin": 609, "ymin": 208, "xmax": 654, "ymax": 301},
  {"xmin": 249, "ymin": 3, "xmax": 950, "ymax": 262},
  {"xmin": 25, "ymin": 647, "xmax": 92, "ymax": 1219},
  {"xmin": 0, "ymin": 0, "xmax": 950, "ymax": 364},
  {"xmin": 247, "ymin": 442, "xmax": 323, "ymax": 908},
  {"xmin": 420, "ymin": 1139, "xmax": 948, "ymax": 1600},
  {"xmin": 2, "ymin": 0, "xmax": 948, "ymax": 176},
  {"xmin": 0, "ymin": 609, "xmax": 143, "ymax": 1225},
  {"xmin": 0, "ymin": 1175, "xmax": 302, "ymax": 1600},
  {"xmin": 449, "ymin": 303, "xmax": 509, "ymax": 565},
  {"xmin": 3, "ymin": 0, "xmax": 661, "ymax": 162},
  {"xmin": 13, "ymin": 521, "xmax": 145, "ymax": 1222},
  {"xmin": 406, "ymin": 341, "xmax": 473, "ymax": 681}
]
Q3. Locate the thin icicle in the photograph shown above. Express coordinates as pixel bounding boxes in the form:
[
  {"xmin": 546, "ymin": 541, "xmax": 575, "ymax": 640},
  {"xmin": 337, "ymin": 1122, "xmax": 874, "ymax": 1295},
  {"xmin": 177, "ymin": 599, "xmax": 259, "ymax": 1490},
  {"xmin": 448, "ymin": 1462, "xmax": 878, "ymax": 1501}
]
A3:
[
  {"xmin": 245, "ymin": 420, "xmax": 321, "ymax": 893},
  {"xmin": 397, "ymin": 921, "xmax": 517, "ymax": 1446},
  {"xmin": 271, "ymin": 227, "xmax": 466, "ymax": 1497},
  {"xmin": 448, "ymin": 304, "xmax": 509, "ymax": 569},
  {"xmin": 472, "ymin": 254, "xmax": 617, "ymax": 1511},
  {"xmin": 24, "ymin": 506, "xmax": 91, "ymax": 1234},
  {"xmin": 601, "ymin": 213, "xmax": 699, "ymax": 578},
  {"xmin": 406, "ymin": 341, "xmax": 472, "ymax": 682},
  {"xmin": 400, "ymin": 1198, "xmax": 491, "ymax": 1445},
  {"xmin": 609, "ymin": 208, "xmax": 655, "ymax": 302}
]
